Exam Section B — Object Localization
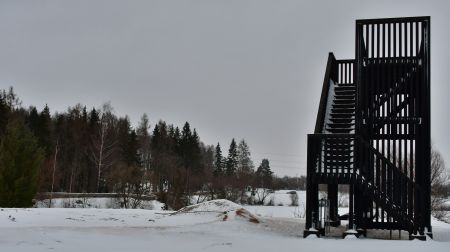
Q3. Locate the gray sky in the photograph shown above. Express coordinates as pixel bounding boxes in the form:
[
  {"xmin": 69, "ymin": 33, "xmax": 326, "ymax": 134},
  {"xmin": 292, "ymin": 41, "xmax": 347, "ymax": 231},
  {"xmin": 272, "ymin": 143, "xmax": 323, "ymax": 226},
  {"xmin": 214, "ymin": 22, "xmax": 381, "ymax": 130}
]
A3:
[{"xmin": 1, "ymin": 0, "xmax": 449, "ymax": 176}]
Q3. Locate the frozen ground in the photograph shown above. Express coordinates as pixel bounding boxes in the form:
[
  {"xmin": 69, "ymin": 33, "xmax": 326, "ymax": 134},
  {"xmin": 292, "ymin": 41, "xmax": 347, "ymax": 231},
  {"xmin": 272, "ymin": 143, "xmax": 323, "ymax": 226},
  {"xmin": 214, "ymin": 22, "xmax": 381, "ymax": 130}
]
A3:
[{"xmin": 1, "ymin": 199, "xmax": 450, "ymax": 252}]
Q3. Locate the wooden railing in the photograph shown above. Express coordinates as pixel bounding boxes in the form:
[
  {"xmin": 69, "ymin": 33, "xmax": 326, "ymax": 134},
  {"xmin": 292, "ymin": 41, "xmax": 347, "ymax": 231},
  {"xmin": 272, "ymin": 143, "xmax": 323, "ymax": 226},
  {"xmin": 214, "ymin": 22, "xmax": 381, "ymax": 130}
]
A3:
[
  {"xmin": 314, "ymin": 54, "xmax": 355, "ymax": 134},
  {"xmin": 307, "ymin": 133, "xmax": 424, "ymax": 232},
  {"xmin": 307, "ymin": 134, "xmax": 355, "ymax": 176},
  {"xmin": 314, "ymin": 53, "xmax": 337, "ymax": 133}
]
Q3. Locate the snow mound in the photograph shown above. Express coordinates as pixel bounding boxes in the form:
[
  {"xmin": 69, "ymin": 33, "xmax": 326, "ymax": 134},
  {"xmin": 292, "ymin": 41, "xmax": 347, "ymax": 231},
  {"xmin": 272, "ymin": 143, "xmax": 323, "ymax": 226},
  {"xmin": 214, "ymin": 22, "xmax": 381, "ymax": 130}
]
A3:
[{"xmin": 177, "ymin": 199, "xmax": 242, "ymax": 214}]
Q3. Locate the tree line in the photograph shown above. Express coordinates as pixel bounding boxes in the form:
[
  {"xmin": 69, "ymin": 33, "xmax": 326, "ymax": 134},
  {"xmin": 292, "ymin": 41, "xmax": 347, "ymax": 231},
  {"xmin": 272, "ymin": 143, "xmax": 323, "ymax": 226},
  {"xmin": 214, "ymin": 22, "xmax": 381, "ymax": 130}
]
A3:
[{"xmin": 0, "ymin": 87, "xmax": 305, "ymax": 209}]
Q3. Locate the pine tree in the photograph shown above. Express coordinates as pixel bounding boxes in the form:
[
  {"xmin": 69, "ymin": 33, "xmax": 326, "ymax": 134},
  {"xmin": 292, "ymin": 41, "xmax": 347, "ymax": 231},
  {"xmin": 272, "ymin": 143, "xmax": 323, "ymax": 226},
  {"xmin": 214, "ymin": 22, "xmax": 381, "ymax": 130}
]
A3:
[
  {"xmin": 226, "ymin": 138, "xmax": 238, "ymax": 176},
  {"xmin": 0, "ymin": 117, "xmax": 44, "ymax": 207},
  {"xmin": 190, "ymin": 129, "xmax": 203, "ymax": 174},
  {"xmin": 173, "ymin": 127, "xmax": 181, "ymax": 151},
  {"xmin": 256, "ymin": 159, "xmax": 273, "ymax": 188},
  {"xmin": 38, "ymin": 104, "xmax": 52, "ymax": 156},
  {"xmin": 117, "ymin": 117, "xmax": 139, "ymax": 166},
  {"xmin": 27, "ymin": 106, "xmax": 40, "ymax": 134},
  {"xmin": 89, "ymin": 108, "xmax": 99, "ymax": 129},
  {"xmin": 237, "ymin": 139, "xmax": 254, "ymax": 174},
  {"xmin": 181, "ymin": 122, "xmax": 192, "ymax": 157},
  {"xmin": 213, "ymin": 143, "xmax": 223, "ymax": 177}
]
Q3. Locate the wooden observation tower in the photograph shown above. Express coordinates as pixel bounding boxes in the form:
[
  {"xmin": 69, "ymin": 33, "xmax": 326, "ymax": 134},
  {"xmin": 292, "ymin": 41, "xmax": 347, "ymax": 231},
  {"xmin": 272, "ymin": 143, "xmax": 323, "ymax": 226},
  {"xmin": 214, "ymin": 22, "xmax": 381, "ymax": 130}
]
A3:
[{"xmin": 304, "ymin": 16, "xmax": 431, "ymax": 240}]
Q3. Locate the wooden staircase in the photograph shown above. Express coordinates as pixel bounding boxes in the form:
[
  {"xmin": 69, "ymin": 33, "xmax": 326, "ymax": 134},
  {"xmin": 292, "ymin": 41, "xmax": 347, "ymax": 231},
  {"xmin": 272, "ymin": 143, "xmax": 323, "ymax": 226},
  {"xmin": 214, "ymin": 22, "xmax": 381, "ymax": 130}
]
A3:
[{"xmin": 305, "ymin": 15, "xmax": 431, "ymax": 240}]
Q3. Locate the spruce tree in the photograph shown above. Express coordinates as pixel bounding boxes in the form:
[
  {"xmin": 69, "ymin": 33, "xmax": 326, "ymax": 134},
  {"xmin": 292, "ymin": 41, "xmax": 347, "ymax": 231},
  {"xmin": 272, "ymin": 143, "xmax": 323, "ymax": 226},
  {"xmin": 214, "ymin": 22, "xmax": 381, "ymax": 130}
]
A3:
[
  {"xmin": 190, "ymin": 129, "xmax": 203, "ymax": 174},
  {"xmin": 226, "ymin": 138, "xmax": 238, "ymax": 176},
  {"xmin": 256, "ymin": 159, "xmax": 273, "ymax": 188},
  {"xmin": 0, "ymin": 117, "xmax": 44, "ymax": 207},
  {"xmin": 213, "ymin": 143, "xmax": 223, "ymax": 177},
  {"xmin": 89, "ymin": 108, "xmax": 99, "ymax": 129},
  {"xmin": 38, "ymin": 104, "xmax": 52, "ymax": 156}
]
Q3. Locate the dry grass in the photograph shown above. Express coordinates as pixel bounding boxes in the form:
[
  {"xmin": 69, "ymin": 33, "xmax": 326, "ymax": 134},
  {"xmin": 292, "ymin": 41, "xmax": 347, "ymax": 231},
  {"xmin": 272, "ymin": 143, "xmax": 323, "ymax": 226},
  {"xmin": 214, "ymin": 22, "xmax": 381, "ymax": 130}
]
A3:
[{"xmin": 235, "ymin": 208, "xmax": 260, "ymax": 224}]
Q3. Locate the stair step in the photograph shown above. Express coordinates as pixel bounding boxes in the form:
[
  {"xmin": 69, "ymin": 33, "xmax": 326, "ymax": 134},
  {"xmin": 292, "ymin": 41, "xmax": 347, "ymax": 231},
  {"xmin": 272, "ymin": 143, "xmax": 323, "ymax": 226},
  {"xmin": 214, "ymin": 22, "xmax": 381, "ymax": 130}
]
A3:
[
  {"xmin": 335, "ymin": 86, "xmax": 356, "ymax": 91},
  {"xmin": 331, "ymin": 108, "xmax": 354, "ymax": 114},
  {"xmin": 326, "ymin": 128, "xmax": 354, "ymax": 133},
  {"xmin": 334, "ymin": 99, "xmax": 355, "ymax": 104},
  {"xmin": 336, "ymin": 83, "xmax": 355, "ymax": 87},
  {"xmin": 324, "ymin": 146, "xmax": 353, "ymax": 151},
  {"xmin": 330, "ymin": 113, "xmax": 355, "ymax": 119},
  {"xmin": 324, "ymin": 142, "xmax": 354, "ymax": 148},
  {"xmin": 335, "ymin": 95, "xmax": 355, "ymax": 100},
  {"xmin": 324, "ymin": 160, "xmax": 353, "ymax": 166},
  {"xmin": 324, "ymin": 152, "xmax": 353, "ymax": 158},
  {"xmin": 332, "ymin": 103, "xmax": 355, "ymax": 109},
  {"xmin": 335, "ymin": 90, "xmax": 355, "ymax": 96},
  {"xmin": 323, "ymin": 145, "xmax": 353, "ymax": 150},
  {"xmin": 327, "ymin": 123, "xmax": 354, "ymax": 128},
  {"xmin": 324, "ymin": 139, "xmax": 354, "ymax": 144},
  {"xmin": 329, "ymin": 118, "xmax": 354, "ymax": 123},
  {"xmin": 324, "ymin": 158, "xmax": 353, "ymax": 164},
  {"xmin": 324, "ymin": 145, "xmax": 353, "ymax": 150}
]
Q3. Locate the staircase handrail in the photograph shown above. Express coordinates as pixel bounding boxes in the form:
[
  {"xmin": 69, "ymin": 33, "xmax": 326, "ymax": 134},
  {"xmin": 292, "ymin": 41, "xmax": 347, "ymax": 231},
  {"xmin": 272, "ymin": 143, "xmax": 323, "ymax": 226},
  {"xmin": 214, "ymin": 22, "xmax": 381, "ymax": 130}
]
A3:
[{"xmin": 314, "ymin": 53, "xmax": 337, "ymax": 133}]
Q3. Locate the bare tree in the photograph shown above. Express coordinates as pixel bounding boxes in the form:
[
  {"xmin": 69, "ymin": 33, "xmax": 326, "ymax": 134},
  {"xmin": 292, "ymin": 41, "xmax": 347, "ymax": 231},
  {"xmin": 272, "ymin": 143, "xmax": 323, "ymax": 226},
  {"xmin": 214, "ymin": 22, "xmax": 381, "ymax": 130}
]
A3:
[
  {"xmin": 90, "ymin": 102, "xmax": 117, "ymax": 193},
  {"xmin": 137, "ymin": 113, "xmax": 152, "ymax": 191},
  {"xmin": 253, "ymin": 188, "xmax": 272, "ymax": 205},
  {"xmin": 431, "ymin": 145, "xmax": 449, "ymax": 214},
  {"xmin": 49, "ymin": 139, "xmax": 59, "ymax": 207},
  {"xmin": 109, "ymin": 162, "xmax": 148, "ymax": 209}
]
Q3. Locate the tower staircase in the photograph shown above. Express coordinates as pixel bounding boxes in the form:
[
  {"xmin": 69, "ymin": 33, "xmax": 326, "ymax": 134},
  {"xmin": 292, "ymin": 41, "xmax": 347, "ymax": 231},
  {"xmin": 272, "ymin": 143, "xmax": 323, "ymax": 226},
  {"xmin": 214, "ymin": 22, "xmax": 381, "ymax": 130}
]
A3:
[{"xmin": 304, "ymin": 17, "xmax": 431, "ymax": 240}]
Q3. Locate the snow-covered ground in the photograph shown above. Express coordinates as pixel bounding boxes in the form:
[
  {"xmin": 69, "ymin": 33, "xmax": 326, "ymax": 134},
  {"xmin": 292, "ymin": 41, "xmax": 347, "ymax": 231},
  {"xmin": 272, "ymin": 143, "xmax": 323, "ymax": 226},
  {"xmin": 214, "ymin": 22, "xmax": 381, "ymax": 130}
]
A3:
[
  {"xmin": 1, "ymin": 193, "xmax": 449, "ymax": 251},
  {"xmin": 35, "ymin": 197, "xmax": 164, "ymax": 210}
]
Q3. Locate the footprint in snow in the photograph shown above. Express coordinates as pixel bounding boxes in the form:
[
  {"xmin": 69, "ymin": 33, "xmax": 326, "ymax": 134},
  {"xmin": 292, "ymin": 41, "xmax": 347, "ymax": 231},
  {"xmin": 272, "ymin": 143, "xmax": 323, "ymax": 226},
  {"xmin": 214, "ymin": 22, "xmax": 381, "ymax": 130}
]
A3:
[
  {"xmin": 99, "ymin": 217, "xmax": 119, "ymax": 221},
  {"xmin": 203, "ymin": 242, "xmax": 232, "ymax": 249},
  {"xmin": 65, "ymin": 217, "xmax": 85, "ymax": 222}
]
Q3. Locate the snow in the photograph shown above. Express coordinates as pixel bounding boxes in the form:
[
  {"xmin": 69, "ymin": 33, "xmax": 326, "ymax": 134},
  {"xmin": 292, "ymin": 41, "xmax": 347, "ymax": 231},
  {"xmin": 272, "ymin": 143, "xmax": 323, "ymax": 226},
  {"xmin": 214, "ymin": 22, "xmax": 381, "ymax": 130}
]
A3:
[
  {"xmin": 177, "ymin": 199, "xmax": 242, "ymax": 213},
  {"xmin": 1, "ymin": 193, "xmax": 450, "ymax": 251}
]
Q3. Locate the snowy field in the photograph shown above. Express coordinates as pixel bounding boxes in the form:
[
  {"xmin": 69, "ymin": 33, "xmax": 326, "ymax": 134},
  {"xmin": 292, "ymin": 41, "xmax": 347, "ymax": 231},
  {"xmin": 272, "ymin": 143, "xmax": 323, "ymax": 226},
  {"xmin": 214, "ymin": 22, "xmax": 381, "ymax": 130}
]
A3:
[{"xmin": 1, "ymin": 193, "xmax": 450, "ymax": 252}]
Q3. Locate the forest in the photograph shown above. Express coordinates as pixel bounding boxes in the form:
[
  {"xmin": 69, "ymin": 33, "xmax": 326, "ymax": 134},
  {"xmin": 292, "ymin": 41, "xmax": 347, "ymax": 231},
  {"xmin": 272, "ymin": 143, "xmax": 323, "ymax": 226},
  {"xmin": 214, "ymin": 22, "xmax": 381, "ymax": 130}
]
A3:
[{"xmin": 0, "ymin": 87, "xmax": 306, "ymax": 209}]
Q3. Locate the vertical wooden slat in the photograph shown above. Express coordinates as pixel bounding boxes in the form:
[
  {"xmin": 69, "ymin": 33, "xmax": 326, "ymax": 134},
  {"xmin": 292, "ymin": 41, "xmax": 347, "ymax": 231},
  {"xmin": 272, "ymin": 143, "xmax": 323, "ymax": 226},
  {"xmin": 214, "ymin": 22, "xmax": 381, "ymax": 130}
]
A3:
[
  {"xmin": 416, "ymin": 22, "xmax": 419, "ymax": 56},
  {"xmin": 375, "ymin": 23, "xmax": 381, "ymax": 221},
  {"xmin": 404, "ymin": 23, "xmax": 410, "ymax": 213},
  {"xmin": 392, "ymin": 22, "xmax": 398, "ymax": 205},
  {"xmin": 387, "ymin": 22, "xmax": 391, "ymax": 157},
  {"xmin": 381, "ymin": 23, "xmax": 386, "ymax": 223},
  {"xmin": 365, "ymin": 24, "xmax": 370, "ymax": 134},
  {"xmin": 386, "ymin": 22, "xmax": 392, "ymax": 223},
  {"xmin": 344, "ymin": 63, "xmax": 347, "ymax": 84},
  {"xmin": 400, "ymin": 22, "xmax": 405, "ymax": 210}
]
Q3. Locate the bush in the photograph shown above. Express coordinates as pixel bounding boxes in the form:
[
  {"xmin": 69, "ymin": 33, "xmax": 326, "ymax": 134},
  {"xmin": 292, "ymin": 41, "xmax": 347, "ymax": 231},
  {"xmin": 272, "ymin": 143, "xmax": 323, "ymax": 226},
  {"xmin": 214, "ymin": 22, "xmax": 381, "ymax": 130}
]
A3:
[{"xmin": 290, "ymin": 192, "xmax": 299, "ymax": 206}]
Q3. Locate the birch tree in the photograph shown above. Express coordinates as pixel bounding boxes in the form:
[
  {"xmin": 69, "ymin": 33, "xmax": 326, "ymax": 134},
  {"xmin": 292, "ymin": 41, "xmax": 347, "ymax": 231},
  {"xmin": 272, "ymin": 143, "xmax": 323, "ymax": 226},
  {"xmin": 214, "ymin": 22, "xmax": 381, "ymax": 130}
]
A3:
[{"xmin": 90, "ymin": 102, "xmax": 117, "ymax": 193}]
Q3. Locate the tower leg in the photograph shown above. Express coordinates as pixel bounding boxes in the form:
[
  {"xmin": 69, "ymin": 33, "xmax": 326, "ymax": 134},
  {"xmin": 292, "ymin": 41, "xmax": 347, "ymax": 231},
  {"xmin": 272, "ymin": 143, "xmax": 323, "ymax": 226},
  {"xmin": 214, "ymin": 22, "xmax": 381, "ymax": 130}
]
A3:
[
  {"xmin": 328, "ymin": 184, "xmax": 340, "ymax": 226},
  {"xmin": 304, "ymin": 181, "xmax": 319, "ymax": 237}
]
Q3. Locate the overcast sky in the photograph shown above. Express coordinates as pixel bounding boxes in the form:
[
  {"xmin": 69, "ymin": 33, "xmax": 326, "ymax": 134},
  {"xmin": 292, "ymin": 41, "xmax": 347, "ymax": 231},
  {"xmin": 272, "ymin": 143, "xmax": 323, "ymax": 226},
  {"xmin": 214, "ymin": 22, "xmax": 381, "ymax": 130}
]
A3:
[{"xmin": 1, "ymin": 0, "xmax": 449, "ymax": 176}]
